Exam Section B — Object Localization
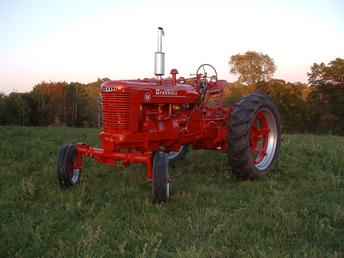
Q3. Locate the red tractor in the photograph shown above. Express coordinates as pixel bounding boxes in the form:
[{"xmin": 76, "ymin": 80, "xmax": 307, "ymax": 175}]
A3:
[{"xmin": 57, "ymin": 27, "xmax": 281, "ymax": 202}]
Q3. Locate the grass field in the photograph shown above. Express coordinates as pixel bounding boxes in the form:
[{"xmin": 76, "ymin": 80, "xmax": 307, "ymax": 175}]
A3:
[{"xmin": 0, "ymin": 126, "xmax": 344, "ymax": 258}]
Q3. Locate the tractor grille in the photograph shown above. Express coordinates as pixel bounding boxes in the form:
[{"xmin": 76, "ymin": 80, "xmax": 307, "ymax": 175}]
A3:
[{"xmin": 102, "ymin": 92, "xmax": 130, "ymax": 132}]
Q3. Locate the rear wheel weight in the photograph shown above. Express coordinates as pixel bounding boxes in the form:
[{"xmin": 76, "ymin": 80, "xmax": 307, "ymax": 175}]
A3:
[
  {"xmin": 152, "ymin": 152, "xmax": 171, "ymax": 203},
  {"xmin": 228, "ymin": 92, "xmax": 281, "ymax": 179}
]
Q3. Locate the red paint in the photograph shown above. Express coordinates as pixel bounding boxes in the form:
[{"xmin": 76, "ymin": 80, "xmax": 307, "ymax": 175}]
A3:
[
  {"xmin": 170, "ymin": 69, "xmax": 178, "ymax": 86},
  {"xmin": 76, "ymin": 75, "xmax": 231, "ymax": 179},
  {"xmin": 250, "ymin": 111, "xmax": 270, "ymax": 164}
]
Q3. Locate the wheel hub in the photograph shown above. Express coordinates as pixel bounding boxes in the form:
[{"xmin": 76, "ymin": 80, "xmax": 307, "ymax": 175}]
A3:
[{"xmin": 250, "ymin": 109, "xmax": 278, "ymax": 171}]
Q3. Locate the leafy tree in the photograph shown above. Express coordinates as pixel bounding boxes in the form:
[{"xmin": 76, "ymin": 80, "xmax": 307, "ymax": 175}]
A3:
[
  {"xmin": 307, "ymin": 82, "xmax": 344, "ymax": 134},
  {"xmin": 1, "ymin": 93, "xmax": 31, "ymax": 126},
  {"xmin": 229, "ymin": 51, "xmax": 276, "ymax": 84},
  {"xmin": 307, "ymin": 57, "xmax": 344, "ymax": 134},
  {"xmin": 308, "ymin": 58, "xmax": 344, "ymax": 85},
  {"xmin": 307, "ymin": 62, "xmax": 327, "ymax": 85},
  {"xmin": 84, "ymin": 78, "xmax": 107, "ymax": 128},
  {"xmin": 32, "ymin": 82, "xmax": 67, "ymax": 126}
]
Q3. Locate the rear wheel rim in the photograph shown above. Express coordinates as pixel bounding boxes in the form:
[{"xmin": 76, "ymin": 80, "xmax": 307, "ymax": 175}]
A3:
[{"xmin": 250, "ymin": 109, "xmax": 278, "ymax": 171}]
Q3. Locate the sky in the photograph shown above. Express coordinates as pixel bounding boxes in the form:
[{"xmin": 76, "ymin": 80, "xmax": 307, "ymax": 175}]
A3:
[{"xmin": 0, "ymin": 0, "xmax": 343, "ymax": 94}]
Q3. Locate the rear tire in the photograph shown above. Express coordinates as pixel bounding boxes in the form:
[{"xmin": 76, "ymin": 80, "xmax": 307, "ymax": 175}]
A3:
[
  {"xmin": 57, "ymin": 144, "xmax": 81, "ymax": 189},
  {"xmin": 229, "ymin": 92, "xmax": 281, "ymax": 179},
  {"xmin": 152, "ymin": 152, "xmax": 171, "ymax": 203}
]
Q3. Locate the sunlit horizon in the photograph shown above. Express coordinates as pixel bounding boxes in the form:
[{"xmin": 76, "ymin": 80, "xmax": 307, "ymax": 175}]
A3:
[{"xmin": 1, "ymin": 0, "xmax": 343, "ymax": 94}]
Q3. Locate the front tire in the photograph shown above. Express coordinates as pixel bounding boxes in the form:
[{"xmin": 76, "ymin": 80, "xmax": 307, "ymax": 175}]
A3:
[
  {"xmin": 152, "ymin": 152, "xmax": 171, "ymax": 203},
  {"xmin": 229, "ymin": 92, "xmax": 281, "ymax": 179},
  {"xmin": 57, "ymin": 144, "xmax": 81, "ymax": 189}
]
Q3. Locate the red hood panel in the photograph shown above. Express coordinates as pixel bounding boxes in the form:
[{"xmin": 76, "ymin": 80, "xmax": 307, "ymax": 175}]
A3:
[{"xmin": 101, "ymin": 80, "xmax": 200, "ymax": 104}]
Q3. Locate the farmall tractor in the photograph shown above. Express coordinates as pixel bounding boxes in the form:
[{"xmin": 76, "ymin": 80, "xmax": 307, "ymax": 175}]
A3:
[{"xmin": 57, "ymin": 28, "xmax": 281, "ymax": 202}]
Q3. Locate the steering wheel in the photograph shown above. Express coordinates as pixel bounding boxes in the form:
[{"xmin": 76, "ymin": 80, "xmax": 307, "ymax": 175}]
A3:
[
  {"xmin": 196, "ymin": 64, "xmax": 218, "ymax": 101},
  {"xmin": 196, "ymin": 64, "xmax": 218, "ymax": 83}
]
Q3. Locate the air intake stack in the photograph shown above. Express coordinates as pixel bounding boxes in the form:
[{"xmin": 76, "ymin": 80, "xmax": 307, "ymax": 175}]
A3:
[{"xmin": 154, "ymin": 27, "xmax": 165, "ymax": 77}]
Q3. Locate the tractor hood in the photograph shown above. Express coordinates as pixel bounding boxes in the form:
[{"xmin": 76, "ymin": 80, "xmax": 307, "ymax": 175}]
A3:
[{"xmin": 101, "ymin": 80, "xmax": 200, "ymax": 104}]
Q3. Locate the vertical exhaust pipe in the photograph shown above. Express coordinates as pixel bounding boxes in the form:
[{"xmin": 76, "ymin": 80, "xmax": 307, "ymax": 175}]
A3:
[{"xmin": 154, "ymin": 27, "xmax": 165, "ymax": 76}]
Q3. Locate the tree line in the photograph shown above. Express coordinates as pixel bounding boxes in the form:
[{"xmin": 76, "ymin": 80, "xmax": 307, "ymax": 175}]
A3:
[
  {"xmin": 0, "ymin": 79, "xmax": 108, "ymax": 128},
  {"xmin": 226, "ymin": 54, "xmax": 344, "ymax": 134},
  {"xmin": 0, "ymin": 55, "xmax": 343, "ymax": 135}
]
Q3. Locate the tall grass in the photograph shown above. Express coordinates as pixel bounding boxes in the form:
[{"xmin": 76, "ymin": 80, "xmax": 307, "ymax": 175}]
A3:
[{"xmin": 0, "ymin": 127, "xmax": 343, "ymax": 257}]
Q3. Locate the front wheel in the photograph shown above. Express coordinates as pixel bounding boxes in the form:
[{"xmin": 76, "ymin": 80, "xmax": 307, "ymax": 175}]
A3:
[
  {"xmin": 152, "ymin": 152, "xmax": 171, "ymax": 203},
  {"xmin": 57, "ymin": 144, "xmax": 81, "ymax": 189},
  {"xmin": 229, "ymin": 92, "xmax": 281, "ymax": 179}
]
